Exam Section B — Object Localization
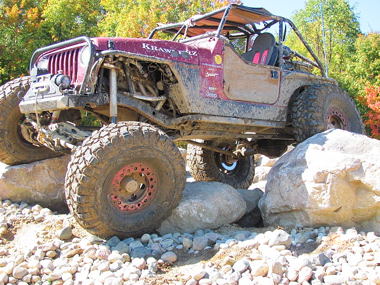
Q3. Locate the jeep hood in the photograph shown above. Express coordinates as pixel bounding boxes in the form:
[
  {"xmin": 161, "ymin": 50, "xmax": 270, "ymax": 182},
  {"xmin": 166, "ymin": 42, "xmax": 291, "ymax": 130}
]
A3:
[{"xmin": 92, "ymin": 37, "xmax": 199, "ymax": 65}]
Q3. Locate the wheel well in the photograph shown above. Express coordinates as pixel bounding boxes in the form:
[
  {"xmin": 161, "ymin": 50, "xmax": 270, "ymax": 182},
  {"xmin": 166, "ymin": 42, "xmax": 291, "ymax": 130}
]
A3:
[
  {"xmin": 286, "ymin": 85, "xmax": 308, "ymax": 126},
  {"xmin": 97, "ymin": 56, "xmax": 180, "ymax": 121}
]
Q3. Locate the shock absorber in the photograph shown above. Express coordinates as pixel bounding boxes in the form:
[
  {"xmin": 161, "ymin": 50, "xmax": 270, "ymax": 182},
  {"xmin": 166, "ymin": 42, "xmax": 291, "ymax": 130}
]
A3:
[{"xmin": 109, "ymin": 68, "xmax": 118, "ymax": 123}]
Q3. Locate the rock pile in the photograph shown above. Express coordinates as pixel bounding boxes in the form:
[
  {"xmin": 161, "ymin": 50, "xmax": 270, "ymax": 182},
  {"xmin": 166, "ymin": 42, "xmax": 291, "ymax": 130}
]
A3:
[{"xmin": 1, "ymin": 199, "xmax": 379, "ymax": 285}]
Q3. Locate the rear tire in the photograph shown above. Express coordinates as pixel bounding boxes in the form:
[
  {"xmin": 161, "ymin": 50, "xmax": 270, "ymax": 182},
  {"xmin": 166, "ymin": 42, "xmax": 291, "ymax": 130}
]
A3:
[
  {"xmin": 291, "ymin": 84, "xmax": 365, "ymax": 142},
  {"xmin": 0, "ymin": 77, "xmax": 58, "ymax": 165},
  {"xmin": 187, "ymin": 141, "xmax": 255, "ymax": 189},
  {"xmin": 65, "ymin": 122, "xmax": 186, "ymax": 238}
]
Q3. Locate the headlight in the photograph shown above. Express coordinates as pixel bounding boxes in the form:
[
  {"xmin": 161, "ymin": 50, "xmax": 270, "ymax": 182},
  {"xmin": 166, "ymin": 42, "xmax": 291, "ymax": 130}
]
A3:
[
  {"xmin": 36, "ymin": 57, "xmax": 49, "ymax": 74},
  {"xmin": 80, "ymin": 46, "xmax": 91, "ymax": 65},
  {"xmin": 54, "ymin": 74, "xmax": 71, "ymax": 89}
]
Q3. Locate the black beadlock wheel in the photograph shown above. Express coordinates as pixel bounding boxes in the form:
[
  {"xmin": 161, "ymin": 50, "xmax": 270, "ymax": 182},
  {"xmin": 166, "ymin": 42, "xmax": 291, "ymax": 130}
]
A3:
[
  {"xmin": 187, "ymin": 141, "xmax": 255, "ymax": 189},
  {"xmin": 65, "ymin": 121, "xmax": 186, "ymax": 238},
  {"xmin": 291, "ymin": 84, "xmax": 365, "ymax": 142},
  {"xmin": 0, "ymin": 77, "xmax": 58, "ymax": 165}
]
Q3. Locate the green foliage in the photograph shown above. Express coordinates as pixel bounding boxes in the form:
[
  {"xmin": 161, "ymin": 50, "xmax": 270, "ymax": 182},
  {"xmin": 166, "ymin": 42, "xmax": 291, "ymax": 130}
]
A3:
[
  {"xmin": 0, "ymin": 0, "xmax": 47, "ymax": 83},
  {"xmin": 99, "ymin": 0, "xmax": 229, "ymax": 38},
  {"xmin": 42, "ymin": 0, "xmax": 102, "ymax": 41},
  {"xmin": 339, "ymin": 33, "xmax": 380, "ymax": 98},
  {"xmin": 286, "ymin": 0, "xmax": 360, "ymax": 76},
  {"xmin": 339, "ymin": 33, "xmax": 380, "ymax": 136},
  {"xmin": 0, "ymin": 0, "xmax": 102, "ymax": 85},
  {"xmin": 80, "ymin": 111, "xmax": 102, "ymax": 127}
]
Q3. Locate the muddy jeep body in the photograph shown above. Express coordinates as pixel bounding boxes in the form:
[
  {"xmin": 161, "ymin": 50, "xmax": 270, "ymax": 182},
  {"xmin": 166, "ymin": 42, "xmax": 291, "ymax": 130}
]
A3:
[
  {"xmin": 20, "ymin": 5, "xmax": 333, "ymax": 150},
  {"xmin": 0, "ymin": 5, "xmax": 363, "ymax": 237}
]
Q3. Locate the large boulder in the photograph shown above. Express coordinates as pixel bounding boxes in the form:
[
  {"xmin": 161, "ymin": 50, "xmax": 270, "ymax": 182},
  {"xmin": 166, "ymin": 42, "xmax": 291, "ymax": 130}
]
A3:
[
  {"xmin": 259, "ymin": 129, "xmax": 380, "ymax": 232},
  {"xmin": 158, "ymin": 182, "xmax": 247, "ymax": 234},
  {"xmin": 0, "ymin": 156, "xmax": 69, "ymax": 211}
]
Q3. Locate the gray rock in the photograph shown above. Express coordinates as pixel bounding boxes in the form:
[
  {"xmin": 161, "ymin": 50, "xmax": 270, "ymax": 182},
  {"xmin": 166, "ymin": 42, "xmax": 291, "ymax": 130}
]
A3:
[
  {"xmin": 12, "ymin": 265, "xmax": 28, "ymax": 279},
  {"xmin": 109, "ymin": 262, "xmax": 121, "ymax": 272},
  {"xmin": 0, "ymin": 272, "xmax": 8, "ymax": 283},
  {"xmin": 323, "ymin": 275, "xmax": 345, "ymax": 285},
  {"xmin": 132, "ymin": 258, "xmax": 147, "ymax": 270},
  {"xmin": 107, "ymin": 236, "xmax": 121, "ymax": 247},
  {"xmin": 113, "ymin": 242, "xmax": 129, "ymax": 254},
  {"xmin": 185, "ymin": 279, "xmax": 197, "ymax": 285},
  {"xmin": 129, "ymin": 240, "xmax": 144, "ymax": 249},
  {"xmin": 252, "ymin": 166, "xmax": 272, "ymax": 183},
  {"xmin": 298, "ymin": 266, "xmax": 313, "ymax": 283},
  {"xmin": 268, "ymin": 229, "xmax": 291, "ymax": 247},
  {"xmin": 287, "ymin": 268, "xmax": 298, "ymax": 281},
  {"xmin": 198, "ymin": 279, "xmax": 212, "ymax": 285},
  {"xmin": 192, "ymin": 269, "xmax": 207, "ymax": 281},
  {"xmin": 250, "ymin": 260, "xmax": 269, "ymax": 277},
  {"xmin": 192, "ymin": 236, "xmax": 208, "ymax": 251},
  {"xmin": 149, "ymin": 243, "xmax": 163, "ymax": 254},
  {"xmin": 158, "ymin": 182, "xmax": 246, "ymax": 234},
  {"xmin": 259, "ymin": 130, "xmax": 380, "ymax": 231},
  {"xmin": 161, "ymin": 251, "xmax": 177, "ymax": 263},
  {"xmin": 130, "ymin": 247, "xmax": 152, "ymax": 259},
  {"xmin": 236, "ymin": 189, "xmax": 264, "ymax": 213},
  {"xmin": 204, "ymin": 232, "xmax": 222, "ymax": 243},
  {"xmin": 58, "ymin": 226, "xmax": 73, "ymax": 240},
  {"xmin": 268, "ymin": 261, "xmax": 283, "ymax": 276},
  {"xmin": 233, "ymin": 259, "xmax": 249, "ymax": 273},
  {"xmin": 122, "ymin": 237, "xmax": 134, "ymax": 245},
  {"xmin": 140, "ymin": 234, "xmax": 151, "ymax": 244},
  {"xmin": 239, "ymin": 276, "xmax": 253, "ymax": 285},
  {"xmin": 162, "ymin": 233, "xmax": 173, "ymax": 239},
  {"xmin": 182, "ymin": 237, "xmax": 193, "ymax": 249},
  {"xmin": 0, "ymin": 156, "xmax": 70, "ymax": 211},
  {"xmin": 233, "ymin": 231, "xmax": 251, "ymax": 241},
  {"xmin": 316, "ymin": 253, "xmax": 331, "ymax": 266},
  {"xmin": 160, "ymin": 239, "xmax": 174, "ymax": 248},
  {"xmin": 146, "ymin": 257, "xmax": 158, "ymax": 272}
]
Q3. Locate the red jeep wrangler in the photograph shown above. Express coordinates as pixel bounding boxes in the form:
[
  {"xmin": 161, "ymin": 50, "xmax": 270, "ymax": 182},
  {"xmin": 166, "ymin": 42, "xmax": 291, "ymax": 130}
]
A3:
[{"xmin": 0, "ymin": 4, "xmax": 363, "ymax": 237}]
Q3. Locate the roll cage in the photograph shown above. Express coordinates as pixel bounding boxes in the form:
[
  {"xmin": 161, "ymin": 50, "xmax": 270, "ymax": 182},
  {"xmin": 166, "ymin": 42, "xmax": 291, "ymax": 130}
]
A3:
[{"xmin": 148, "ymin": 4, "xmax": 326, "ymax": 77}]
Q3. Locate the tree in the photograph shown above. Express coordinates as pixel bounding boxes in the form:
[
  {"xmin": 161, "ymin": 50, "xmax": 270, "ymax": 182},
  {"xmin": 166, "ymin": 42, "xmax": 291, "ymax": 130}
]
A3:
[
  {"xmin": 341, "ymin": 33, "xmax": 380, "ymax": 98},
  {"xmin": 345, "ymin": 33, "xmax": 380, "ymax": 138},
  {"xmin": 286, "ymin": 0, "xmax": 360, "ymax": 77},
  {"xmin": 0, "ymin": 0, "xmax": 47, "ymax": 83},
  {"xmin": 361, "ymin": 85, "xmax": 380, "ymax": 139},
  {"xmin": 42, "ymin": 0, "xmax": 102, "ymax": 41},
  {"xmin": 99, "ymin": 0, "xmax": 231, "ymax": 38},
  {"xmin": 0, "ymin": 0, "xmax": 102, "ymax": 85}
]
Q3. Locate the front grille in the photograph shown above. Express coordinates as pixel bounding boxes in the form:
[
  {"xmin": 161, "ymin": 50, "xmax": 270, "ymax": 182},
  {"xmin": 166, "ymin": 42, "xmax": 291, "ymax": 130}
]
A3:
[{"xmin": 47, "ymin": 48, "xmax": 81, "ymax": 84}]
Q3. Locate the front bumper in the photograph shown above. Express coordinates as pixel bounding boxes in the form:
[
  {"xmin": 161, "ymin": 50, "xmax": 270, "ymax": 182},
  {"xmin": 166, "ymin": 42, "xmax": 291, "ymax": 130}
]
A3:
[
  {"xmin": 19, "ymin": 74, "xmax": 107, "ymax": 114},
  {"xmin": 19, "ymin": 74, "xmax": 71, "ymax": 113}
]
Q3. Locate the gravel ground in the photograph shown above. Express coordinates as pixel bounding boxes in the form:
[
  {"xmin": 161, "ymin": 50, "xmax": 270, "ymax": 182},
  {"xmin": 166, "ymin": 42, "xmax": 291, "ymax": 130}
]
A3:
[{"xmin": 0, "ymin": 200, "xmax": 379, "ymax": 285}]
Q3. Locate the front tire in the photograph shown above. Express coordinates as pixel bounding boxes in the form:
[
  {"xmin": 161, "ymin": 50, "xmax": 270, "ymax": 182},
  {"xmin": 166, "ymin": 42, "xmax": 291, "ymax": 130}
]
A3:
[
  {"xmin": 187, "ymin": 141, "xmax": 255, "ymax": 189},
  {"xmin": 0, "ymin": 77, "xmax": 58, "ymax": 165},
  {"xmin": 291, "ymin": 84, "xmax": 365, "ymax": 142},
  {"xmin": 65, "ymin": 122, "xmax": 186, "ymax": 238}
]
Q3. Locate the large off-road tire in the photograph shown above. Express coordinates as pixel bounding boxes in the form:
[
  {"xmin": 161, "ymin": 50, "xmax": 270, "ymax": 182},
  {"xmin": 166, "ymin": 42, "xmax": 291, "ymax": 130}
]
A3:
[
  {"xmin": 291, "ymin": 84, "xmax": 365, "ymax": 142},
  {"xmin": 0, "ymin": 77, "xmax": 58, "ymax": 165},
  {"xmin": 187, "ymin": 141, "xmax": 255, "ymax": 189},
  {"xmin": 65, "ymin": 122, "xmax": 186, "ymax": 238}
]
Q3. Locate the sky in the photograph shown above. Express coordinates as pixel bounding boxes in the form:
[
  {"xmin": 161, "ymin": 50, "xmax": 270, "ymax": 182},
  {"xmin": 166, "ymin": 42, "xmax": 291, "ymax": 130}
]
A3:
[{"xmin": 243, "ymin": 0, "xmax": 379, "ymax": 33}]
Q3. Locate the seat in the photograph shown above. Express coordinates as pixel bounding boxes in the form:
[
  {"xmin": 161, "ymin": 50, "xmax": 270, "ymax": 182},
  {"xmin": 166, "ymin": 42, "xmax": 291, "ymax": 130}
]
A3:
[{"xmin": 241, "ymin": 33, "xmax": 278, "ymax": 65}]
